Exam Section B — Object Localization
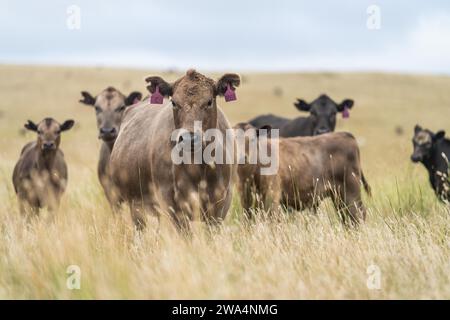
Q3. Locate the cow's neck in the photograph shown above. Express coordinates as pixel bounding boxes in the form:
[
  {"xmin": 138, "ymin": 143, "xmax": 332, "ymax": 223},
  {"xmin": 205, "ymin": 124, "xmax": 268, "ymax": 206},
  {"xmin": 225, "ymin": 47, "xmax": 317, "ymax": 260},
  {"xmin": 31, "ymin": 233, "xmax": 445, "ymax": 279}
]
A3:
[
  {"xmin": 37, "ymin": 148, "xmax": 57, "ymax": 171},
  {"xmin": 422, "ymin": 146, "xmax": 447, "ymax": 175}
]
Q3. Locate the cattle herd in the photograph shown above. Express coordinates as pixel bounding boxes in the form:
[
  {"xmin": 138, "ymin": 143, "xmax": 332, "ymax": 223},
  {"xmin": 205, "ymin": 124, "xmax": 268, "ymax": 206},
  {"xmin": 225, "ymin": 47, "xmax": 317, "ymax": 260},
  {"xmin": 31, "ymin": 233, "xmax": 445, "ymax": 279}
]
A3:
[{"xmin": 12, "ymin": 69, "xmax": 450, "ymax": 232}]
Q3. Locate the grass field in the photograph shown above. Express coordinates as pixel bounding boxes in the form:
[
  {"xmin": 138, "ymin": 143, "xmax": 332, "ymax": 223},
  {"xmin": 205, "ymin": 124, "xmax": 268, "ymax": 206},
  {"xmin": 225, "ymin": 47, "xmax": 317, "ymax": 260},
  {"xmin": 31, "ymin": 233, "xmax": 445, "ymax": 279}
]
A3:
[{"xmin": 0, "ymin": 65, "xmax": 449, "ymax": 299}]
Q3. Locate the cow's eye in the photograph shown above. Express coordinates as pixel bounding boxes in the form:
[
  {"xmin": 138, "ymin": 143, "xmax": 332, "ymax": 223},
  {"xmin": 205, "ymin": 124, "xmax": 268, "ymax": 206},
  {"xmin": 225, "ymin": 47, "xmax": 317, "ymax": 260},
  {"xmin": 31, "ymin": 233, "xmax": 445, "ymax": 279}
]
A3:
[
  {"xmin": 207, "ymin": 99, "xmax": 213, "ymax": 108},
  {"xmin": 37, "ymin": 130, "xmax": 43, "ymax": 135},
  {"xmin": 95, "ymin": 106, "xmax": 102, "ymax": 113},
  {"xmin": 55, "ymin": 129, "xmax": 61, "ymax": 135},
  {"xmin": 171, "ymin": 100, "xmax": 179, "ymax": 109},
  {"xmin": 115, "ymin": 105, "xmax": 126, "ymax": 112}
]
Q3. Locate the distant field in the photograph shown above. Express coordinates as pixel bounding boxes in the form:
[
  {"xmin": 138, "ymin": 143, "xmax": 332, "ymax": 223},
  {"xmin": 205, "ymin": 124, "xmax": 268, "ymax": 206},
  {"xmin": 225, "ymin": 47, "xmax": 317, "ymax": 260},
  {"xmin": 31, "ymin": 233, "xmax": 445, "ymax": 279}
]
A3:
[{"xmin": 0, "ymin": 65, "xmax": 449, "ymax": 299}]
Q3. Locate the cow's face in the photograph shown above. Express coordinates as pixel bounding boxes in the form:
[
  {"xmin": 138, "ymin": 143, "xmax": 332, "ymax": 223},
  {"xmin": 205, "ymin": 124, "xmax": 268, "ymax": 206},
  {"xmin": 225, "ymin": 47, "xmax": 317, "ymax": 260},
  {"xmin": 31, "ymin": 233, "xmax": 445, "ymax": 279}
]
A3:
[
  {"xmin": 145, "ymin": 69, "xmax": 240, "ymax": 148},
  {"xmin": 24, "ymin": 118, "xmax": 74, "ymax": 152},
  {"xmin": 411, "ymin": 125, "xmax": 445, "ymax": 163},
  {"xmin": 294, "ymin": 94, "xmax": 354, "ymax": 135},
  {"xmin": 79, "ymin": 87, "xmax": 142, "ymax": 142}
]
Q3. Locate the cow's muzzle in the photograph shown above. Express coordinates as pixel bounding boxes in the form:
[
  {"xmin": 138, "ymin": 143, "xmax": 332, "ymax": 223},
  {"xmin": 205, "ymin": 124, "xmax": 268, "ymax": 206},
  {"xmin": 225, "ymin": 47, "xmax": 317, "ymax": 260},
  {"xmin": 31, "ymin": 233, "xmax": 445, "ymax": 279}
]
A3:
[
  {"xmin": 314, "ymin": 127, "xmax": 331, "ymax": 135},
  {"xmin": 99, "ymin": 127, "xmax": 117, "ymax": 141},
  {"xmin": 42, "ymin": 142, "xmax": 56, "ymax": 151},
  {"xmin": 410, "ymin": 154, "xmax": 422, "ymax": 163}
]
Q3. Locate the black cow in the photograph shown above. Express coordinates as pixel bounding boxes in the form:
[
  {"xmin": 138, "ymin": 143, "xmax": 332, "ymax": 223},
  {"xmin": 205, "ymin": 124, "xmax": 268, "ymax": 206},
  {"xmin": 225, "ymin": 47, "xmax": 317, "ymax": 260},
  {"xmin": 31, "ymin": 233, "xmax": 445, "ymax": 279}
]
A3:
[
  {"xmin": 411, "ymin": 125, "xmax": 449, "ymax": 202},
  {"xmin": 249, "ymin": 94, "xmax": 354, "ymax": 137}
]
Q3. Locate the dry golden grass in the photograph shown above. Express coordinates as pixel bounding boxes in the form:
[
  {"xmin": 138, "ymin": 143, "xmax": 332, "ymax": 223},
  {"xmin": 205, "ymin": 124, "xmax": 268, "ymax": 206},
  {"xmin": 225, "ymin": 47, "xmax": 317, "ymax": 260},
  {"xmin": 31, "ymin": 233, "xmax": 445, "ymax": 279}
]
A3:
[{"xmin": 0, "ymin": 65, "xmax": 449, "ymax": 299}]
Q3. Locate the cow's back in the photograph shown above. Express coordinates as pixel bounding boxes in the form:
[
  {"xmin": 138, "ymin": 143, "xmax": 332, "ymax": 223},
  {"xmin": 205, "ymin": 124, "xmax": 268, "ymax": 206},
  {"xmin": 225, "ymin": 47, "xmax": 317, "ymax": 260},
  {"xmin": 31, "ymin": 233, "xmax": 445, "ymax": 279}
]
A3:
[
  {"xmin": 280, "ymin": 132, "xmax": 360, "ymax": 176},
  {"xmin": 278, "ymin": 116, "xmax": 314, "ymax": 137},
  {"xmin": 249, "ymin": 114, "xmax": 290, "ymax": 129}
]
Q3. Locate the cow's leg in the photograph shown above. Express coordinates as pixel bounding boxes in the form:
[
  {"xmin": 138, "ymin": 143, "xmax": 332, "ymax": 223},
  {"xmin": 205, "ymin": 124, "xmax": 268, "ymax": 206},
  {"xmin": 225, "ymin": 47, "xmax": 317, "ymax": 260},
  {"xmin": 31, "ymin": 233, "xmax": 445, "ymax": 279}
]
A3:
[
  {"xmin": 18, "ymin": 199, "xmax": 37, "ymax": 223},
  {"xmin": 171, "ymin": 209, "xmax": 192, "ymax": 235},
  {"xmin": 100, "ymin": 175, "xmax": 122, "ymax": 213},
  {"xmin": 129, "ymin": 200, "xmax": 147, "ymax": 231},
  {"xmin": 19, "ymin": 186, "xmax": 39, "ymax": 218},
  {"xmin": 201, "ymin": 186, "xmax": 232, "ymax": 228},
  {"xmin": 238, "ymin": 179, "xmax": 256, "ymax": 219},
  {"xmin": 261, "ymin": 180, "xmax": 281, "ymax": 218},
  {"xmin": 198, "ymin": 166, "xmax": 236, "ymax": 227},
  {"xmin": 341, "ymin": 196, "xmax": 365, "ymax": 226},
  {"xmin": 17, "ymin": 196, "xmax": 26, "ymax": 216},
  {"xmin": 332, "ymin": 183, "xmax": 366, "ymax": 227},
  {"xmin": 161, "ymin": 183, "xmax": 191, "ymax": 235},
  {"xmin": 310, "ymin": 200, "xmax": 320, "ymax": 215}
]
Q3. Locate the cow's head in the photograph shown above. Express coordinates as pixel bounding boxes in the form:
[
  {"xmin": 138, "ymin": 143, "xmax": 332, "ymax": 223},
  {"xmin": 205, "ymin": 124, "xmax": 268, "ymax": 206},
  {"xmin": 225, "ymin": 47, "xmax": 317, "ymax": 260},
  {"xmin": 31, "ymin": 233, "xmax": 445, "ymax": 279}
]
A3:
[
  {"xmin": 79, "ymin": 87, "xmax": 142, "ymax": 142},
  {"xmin": 294, "ymin": 94, "xmax": 354, "ymax": 135},
  {"xmin": 145, "ymin": 69, "xmax": 240, "ymax": 148},
  {"xmin": 24, "ymin": 118, "xmax": 74, "ymax": 152},
  {"xmin": 411, "ymin": 125, "xmax": 445, "ymax": 163}
]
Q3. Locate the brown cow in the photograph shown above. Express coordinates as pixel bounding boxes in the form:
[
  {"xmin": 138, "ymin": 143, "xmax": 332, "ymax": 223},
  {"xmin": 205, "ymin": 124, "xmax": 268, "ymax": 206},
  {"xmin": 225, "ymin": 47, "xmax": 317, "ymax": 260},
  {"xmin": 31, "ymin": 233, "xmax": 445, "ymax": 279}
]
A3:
[
  {"xmin": 234, "ymin": 123, "xmax": 370, "ymax": 226},
  {"xmin": 79, "ymin": 87, "xmax": 142, "ymax": 208},
  {"xmin": 110, "ymin": 70, "xmax": 239, "ymax": 231},
  {"xmin": 12, "ymin": 118, "xmax": 74, "ymax": 214}
]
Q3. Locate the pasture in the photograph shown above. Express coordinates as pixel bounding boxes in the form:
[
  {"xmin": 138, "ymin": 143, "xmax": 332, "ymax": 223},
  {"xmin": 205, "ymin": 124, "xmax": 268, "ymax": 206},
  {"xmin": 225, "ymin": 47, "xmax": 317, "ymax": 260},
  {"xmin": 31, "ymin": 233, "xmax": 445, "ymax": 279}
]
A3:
[{"xmin": 0, "ymin": 65, "xmax": 449, "ymax": 299}]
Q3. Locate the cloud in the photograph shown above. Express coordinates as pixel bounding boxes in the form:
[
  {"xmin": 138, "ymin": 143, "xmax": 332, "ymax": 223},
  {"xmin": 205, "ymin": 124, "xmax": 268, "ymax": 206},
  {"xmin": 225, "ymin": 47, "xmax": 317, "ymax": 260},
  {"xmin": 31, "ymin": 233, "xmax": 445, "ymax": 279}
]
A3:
[
  {"xmin": 409, "ymin": 13, "xmax": 450, "ymax": 58},
  {"xmin": 0, "ymin": 1, "xmax": 449, "ymax": 74}
]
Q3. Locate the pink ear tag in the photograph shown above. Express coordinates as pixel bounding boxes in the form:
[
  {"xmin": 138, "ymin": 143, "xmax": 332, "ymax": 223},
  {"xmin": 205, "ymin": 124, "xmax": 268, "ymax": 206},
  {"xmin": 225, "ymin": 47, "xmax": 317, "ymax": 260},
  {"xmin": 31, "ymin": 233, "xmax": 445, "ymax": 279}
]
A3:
[
  {"xmin": 342, "ymin": 106, "xmax": 350, "ymax": 119},
  {"xmin": 224, "ymin": 84, "xmax": 237, "ymax": 102},
  {"xmin": 150, "ymin": 85, "xmax": 164, "ymax": 104}
]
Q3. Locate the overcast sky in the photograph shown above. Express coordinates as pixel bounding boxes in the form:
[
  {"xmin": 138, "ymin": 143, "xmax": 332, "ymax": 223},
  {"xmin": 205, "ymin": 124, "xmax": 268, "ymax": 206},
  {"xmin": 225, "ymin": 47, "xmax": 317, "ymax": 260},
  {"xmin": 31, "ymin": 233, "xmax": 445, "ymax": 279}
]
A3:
[{"xmin": 1, "ymin": 0, "xmax": 450, "ymax": 73}]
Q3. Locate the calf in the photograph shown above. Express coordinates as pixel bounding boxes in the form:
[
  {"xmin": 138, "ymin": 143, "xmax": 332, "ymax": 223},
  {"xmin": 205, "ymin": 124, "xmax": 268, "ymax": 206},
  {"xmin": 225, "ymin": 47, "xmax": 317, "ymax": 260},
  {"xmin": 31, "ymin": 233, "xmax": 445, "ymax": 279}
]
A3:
[
  {"xmin": 411, "ymin": 125, "xmax": 449, "ymax": 202},
  {"xmin": 79, "ymin": 87, "xmax": 142, "ymax": 208},
  {"xmin": 234, "ymin": 123, "xmax": 370, "ymax": 226},
  {"xmin": 12, "ymin": 118, "xmax": 74, "ymax": 214},
  {"xmin": 110, "ymin": 70, "xmax": 239, "ymax": 230},
  {"xmin": 249, "ymin": 94, "xmax": 354, "ymax": 137}
]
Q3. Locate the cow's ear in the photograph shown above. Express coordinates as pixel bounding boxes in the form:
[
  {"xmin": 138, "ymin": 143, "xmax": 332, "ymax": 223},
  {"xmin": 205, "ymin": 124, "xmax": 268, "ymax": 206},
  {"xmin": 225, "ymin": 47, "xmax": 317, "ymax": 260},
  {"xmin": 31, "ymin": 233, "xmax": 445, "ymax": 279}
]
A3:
[
  {"xmin": 24, "ymin": 120, "xmax": 38, "ymax": 132},
  {"xmin": 337, "ymin": 99, "xmax": 354, "ymax": 112},
  {"xmin": 433, "ymin": 130, "xmax": 445, "ymax": 141},
  {"xmin": 294, "ymin": 99, "xmax": 311, "ymax": 112},
  {"xmin": 60, "ymin": 120, "xmax": 75, "ymax": 132},
  {"xmin": 79, "ymin": 91, "xmax": 96, "ymax": 106},
  {"xmin": 125, "ymin": 91, "xmax": 142, "ymax": 105},
  {"xmin": 216, "ymin": 73, "xmax": 241, "ymax": 96},
  {"xmin": 145, "ymin": 76, "xmax": 172, "ymax": 97},
  {"xmin": 414, "ymin": 124, "xmax": 422, "ymax": 134}
]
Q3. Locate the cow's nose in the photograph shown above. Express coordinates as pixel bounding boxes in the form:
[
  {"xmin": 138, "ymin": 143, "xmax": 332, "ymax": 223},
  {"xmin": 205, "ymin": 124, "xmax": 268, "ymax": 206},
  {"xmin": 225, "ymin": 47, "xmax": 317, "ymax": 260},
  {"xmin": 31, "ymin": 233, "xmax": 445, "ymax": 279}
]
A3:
[
  {"xmin": 316, "ymin": 128, "xmax": 330, "ymax": 135},
  {"xmin": 43, "ymin": 142, "xmax": 55, "ymax": 150},
  {"xmin": 411, "ymin": 154, "xmax": 421, "ymax": 163},
  {"xmin": 100, "ymin": 127, "xmax": 116, "ymax": 135}
]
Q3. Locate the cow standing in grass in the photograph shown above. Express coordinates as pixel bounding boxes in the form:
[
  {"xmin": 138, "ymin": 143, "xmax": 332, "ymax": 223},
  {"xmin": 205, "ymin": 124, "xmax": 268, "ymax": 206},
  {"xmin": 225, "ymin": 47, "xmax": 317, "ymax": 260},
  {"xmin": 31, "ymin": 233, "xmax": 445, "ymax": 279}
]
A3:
[
  {"xmin": 234, "ymin": 123, "xmax": 370, "ymax": 226},
  {"xmin": 110, "ymin": 70, "xmax": 239, "ymax": 230},
  {"xmin": 411, "ymin": 125, "xmax": 450, "ymax": 202},
  {"xmin": 79, "ymin": 87, "xmax": 142, "ymax": 208},
  {"xmin": 12, "ymin": 118, "xmax": 74, "ymax": 214},
  {"xmin": 249, "ymin": 94, "xmax": 354, "ymax": 137}
]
